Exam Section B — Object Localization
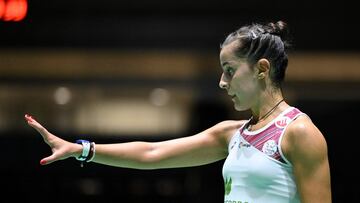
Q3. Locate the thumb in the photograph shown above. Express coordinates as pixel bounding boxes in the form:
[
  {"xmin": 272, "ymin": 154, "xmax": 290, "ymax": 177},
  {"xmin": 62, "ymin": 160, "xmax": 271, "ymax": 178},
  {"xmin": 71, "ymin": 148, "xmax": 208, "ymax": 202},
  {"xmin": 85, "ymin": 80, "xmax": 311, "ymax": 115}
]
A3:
[{"xmin": 40, "ymin": 154, "xmax": 58, "ymax": 165}]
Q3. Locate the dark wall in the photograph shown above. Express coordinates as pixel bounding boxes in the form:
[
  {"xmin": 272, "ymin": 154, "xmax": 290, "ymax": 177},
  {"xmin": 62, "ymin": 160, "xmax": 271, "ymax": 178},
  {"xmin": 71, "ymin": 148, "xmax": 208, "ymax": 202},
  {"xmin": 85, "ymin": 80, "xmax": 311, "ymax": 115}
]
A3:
[{"xmin": 1, "ymin": 0, "xmax": 359, "ymax": 51}]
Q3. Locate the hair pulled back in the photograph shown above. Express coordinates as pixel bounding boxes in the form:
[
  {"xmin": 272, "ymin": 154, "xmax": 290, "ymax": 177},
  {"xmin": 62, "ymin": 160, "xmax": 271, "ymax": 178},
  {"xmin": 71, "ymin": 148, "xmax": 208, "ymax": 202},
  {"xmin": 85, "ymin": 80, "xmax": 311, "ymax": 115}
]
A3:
[{"xmin": 221, "ymin": 21, "xmax": 292, "ymax": 88}]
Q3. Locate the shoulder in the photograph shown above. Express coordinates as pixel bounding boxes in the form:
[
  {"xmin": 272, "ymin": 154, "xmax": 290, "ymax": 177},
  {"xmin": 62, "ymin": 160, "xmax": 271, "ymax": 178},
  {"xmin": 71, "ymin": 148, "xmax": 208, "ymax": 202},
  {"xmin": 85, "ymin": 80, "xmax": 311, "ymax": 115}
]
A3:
[
  {"xmin": 282, "ymin": 115, "xmax": 328, "ymax": 165},
  {"xmin": 207, "ymin": 120, "xmax": 247, "ymax": 144}
]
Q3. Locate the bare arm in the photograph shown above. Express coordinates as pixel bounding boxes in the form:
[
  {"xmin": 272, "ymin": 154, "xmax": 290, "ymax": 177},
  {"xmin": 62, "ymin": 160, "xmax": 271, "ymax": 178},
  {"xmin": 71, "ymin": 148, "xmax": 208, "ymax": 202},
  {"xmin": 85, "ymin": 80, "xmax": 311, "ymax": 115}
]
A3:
[
  {"xmin": 282, "ymin": 116, "xmax": 332, "ymax": 203},
  {"xmin": 93, "ymin": 124, "xmax": 231, "ymax": 169},
  {"xmin": 25, "ymin": 114, "xmax": 244, "ymax": 169}
]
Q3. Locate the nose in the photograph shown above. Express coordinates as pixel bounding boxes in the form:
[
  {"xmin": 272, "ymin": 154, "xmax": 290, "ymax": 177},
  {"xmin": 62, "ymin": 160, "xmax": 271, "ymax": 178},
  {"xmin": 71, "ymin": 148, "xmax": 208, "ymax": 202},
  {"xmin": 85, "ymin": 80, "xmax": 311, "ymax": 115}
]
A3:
[{"xmin": 219, "ymin": 74, "xmax": 229, "ymax": 90}]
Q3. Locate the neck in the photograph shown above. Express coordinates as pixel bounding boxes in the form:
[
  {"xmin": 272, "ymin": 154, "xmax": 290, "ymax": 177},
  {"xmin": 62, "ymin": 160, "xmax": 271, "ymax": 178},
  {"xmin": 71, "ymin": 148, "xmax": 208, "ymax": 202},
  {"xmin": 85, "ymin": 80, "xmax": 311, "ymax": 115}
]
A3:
[{"xmin": 250, "ymin": 88, "xmax": 286, "ymax": 123}]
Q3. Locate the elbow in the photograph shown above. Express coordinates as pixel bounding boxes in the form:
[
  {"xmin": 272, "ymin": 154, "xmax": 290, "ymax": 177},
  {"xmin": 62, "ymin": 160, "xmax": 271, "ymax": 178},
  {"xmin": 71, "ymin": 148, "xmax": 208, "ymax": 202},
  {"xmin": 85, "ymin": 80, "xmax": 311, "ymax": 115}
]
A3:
[{"xmin": 136, "ymin": 146, "xmax": 164, "ymax": 170}]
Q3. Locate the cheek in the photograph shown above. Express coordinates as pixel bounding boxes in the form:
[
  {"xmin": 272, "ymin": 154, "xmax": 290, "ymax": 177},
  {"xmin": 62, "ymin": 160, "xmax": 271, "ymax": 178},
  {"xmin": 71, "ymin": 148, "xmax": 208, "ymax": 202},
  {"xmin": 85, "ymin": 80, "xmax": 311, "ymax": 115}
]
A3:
[{"xmin": 231, "ymin": 76, "xmax": 257, "ymax": 95}]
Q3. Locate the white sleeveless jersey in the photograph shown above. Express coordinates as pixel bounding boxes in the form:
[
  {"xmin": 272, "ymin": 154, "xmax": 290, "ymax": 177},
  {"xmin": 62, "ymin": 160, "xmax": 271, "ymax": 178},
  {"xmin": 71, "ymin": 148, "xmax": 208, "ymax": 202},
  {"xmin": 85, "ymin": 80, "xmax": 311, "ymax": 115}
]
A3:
[{"xmin": 223, "ymin": 107, "xmax": 305, "ymax": 203}]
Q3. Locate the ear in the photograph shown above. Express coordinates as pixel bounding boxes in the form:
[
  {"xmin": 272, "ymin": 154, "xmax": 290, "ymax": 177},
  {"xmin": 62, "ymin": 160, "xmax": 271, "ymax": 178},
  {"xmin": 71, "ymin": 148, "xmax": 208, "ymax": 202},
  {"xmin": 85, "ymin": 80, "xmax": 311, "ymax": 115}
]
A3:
[{"xmin": 256, "ymin": 58, "xmax": 270, "ymax": 79}]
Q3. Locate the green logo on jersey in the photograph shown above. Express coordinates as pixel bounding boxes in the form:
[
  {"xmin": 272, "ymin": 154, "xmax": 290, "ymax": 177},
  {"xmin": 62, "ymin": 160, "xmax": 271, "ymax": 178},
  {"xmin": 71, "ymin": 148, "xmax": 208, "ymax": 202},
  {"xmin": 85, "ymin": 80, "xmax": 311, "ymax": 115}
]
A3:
[{"xmin": 224, "ymin": 177, "xmax": 232, "ymax": 196}]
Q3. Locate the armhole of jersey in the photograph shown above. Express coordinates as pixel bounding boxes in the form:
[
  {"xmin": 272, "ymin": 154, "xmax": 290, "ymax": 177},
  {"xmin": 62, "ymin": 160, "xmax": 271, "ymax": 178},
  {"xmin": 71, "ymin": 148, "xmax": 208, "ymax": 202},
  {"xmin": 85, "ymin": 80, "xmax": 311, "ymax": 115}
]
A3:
[
  {"xmin": 278, "ymin": 113, "xmax": 308, "ymax": 166},
  {"xmin": 227, "ymin": 120, "xmax": 249, "ymax": 152}
]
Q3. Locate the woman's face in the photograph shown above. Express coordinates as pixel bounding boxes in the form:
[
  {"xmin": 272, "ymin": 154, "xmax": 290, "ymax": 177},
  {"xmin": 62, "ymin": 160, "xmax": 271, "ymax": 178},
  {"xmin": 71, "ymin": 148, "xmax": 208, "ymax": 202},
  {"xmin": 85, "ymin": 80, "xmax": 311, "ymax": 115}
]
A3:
[{"xmin": 219, "ymin": 41, "xmax": 260, "ymax": 111}]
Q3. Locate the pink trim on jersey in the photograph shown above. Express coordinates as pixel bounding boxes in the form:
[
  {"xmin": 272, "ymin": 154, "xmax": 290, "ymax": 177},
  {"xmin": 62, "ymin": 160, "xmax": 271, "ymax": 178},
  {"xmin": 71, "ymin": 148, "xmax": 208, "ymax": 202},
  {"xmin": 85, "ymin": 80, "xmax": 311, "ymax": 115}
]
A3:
[{"xmin": 240, "ymin": 107, "xmax": 302, "ymax": 163}]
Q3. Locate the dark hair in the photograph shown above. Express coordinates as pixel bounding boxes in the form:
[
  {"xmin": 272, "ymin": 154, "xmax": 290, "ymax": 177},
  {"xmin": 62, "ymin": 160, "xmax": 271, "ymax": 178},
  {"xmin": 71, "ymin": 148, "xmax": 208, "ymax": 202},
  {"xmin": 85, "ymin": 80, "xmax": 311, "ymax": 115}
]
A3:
[{"xmin": 221, "ymin": 21, "xmax": 292, "ymax": 88}]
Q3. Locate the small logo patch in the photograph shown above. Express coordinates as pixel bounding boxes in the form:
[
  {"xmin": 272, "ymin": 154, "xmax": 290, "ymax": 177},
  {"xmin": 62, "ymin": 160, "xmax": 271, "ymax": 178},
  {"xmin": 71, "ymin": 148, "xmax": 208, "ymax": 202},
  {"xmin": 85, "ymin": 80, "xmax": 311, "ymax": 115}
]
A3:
[
  {"xmin": 230, "ymin": 141, "xmax": 237, "ymax": 150},
  {"xmin": 224, "ymin": 177, "xmax": 232, "ymax": 196},
  {"xmin": 275, "ymin": 116, "xmax": 291, "ymax": 128},
  {"xmin": 239, "ymin": 141, "xmax": 251, "ymax": 148},
  {"xmin": 262, "ymin": 140, "xmax": 278, "ymax": 156}
]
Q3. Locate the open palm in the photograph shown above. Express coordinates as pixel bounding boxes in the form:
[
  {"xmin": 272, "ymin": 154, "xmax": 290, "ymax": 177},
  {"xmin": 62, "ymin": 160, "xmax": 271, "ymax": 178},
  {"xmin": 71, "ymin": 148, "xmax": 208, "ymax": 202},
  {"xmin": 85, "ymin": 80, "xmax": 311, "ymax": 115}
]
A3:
[{"xmin": 25, "ymin": 114, "xmax": 77, "ymax": 165}]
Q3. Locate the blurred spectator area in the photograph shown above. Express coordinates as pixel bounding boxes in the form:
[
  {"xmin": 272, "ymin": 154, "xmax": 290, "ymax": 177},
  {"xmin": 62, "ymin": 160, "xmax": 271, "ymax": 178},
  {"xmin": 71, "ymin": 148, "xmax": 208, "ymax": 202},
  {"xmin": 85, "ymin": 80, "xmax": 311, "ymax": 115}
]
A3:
[{"xmin": 0, "ymin": 50, "xmax": 359, "ymax": 136}]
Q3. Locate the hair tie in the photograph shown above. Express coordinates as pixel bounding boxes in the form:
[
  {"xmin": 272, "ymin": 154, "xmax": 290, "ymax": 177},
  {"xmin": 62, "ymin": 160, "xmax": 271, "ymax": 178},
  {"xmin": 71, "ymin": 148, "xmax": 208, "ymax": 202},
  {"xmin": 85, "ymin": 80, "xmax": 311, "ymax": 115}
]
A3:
[{"xmin": 250, "ymin": 31, "xmax": 257, "ymax": 39}]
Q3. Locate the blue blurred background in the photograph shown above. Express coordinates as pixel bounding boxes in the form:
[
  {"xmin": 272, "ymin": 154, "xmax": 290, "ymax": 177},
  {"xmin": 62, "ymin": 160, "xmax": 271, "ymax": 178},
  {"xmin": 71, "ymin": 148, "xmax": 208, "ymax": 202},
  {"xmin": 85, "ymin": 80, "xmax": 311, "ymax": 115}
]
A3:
[{"xmin": 0, "ymin": 0, "xmax": 359, "ymax": 202}]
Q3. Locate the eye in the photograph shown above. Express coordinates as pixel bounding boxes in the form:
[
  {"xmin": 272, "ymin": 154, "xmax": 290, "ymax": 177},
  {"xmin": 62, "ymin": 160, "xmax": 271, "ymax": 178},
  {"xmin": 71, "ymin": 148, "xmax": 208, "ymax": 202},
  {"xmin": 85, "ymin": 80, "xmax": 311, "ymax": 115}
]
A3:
[{"xmin": 225, "ymin": 67, "xmax": 235, "ymax": 78}]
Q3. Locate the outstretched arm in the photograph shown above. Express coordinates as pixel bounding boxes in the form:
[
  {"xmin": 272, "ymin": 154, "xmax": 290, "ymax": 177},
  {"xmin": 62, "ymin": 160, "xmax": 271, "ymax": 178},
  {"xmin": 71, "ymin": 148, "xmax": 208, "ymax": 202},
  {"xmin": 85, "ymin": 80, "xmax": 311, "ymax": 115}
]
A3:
[{"xmin": 25, "ymin": 114, "xmax": 244, "ymax": 169}]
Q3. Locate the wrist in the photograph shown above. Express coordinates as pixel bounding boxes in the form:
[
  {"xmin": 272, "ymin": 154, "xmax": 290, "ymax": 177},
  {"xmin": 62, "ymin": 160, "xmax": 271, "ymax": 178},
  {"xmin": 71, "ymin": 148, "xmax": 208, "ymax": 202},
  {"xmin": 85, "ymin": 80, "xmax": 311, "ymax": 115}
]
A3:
[
  {"xmin": 71, "ymin": 142, "xmax": 83, "ymax": 158},
  {"xmin": 74, "ymin": 139, "xmax": 96, "ymax": 167},
  {"xmin": 75, "ymin": 139, "xmax": 91, "ymax": 161}
]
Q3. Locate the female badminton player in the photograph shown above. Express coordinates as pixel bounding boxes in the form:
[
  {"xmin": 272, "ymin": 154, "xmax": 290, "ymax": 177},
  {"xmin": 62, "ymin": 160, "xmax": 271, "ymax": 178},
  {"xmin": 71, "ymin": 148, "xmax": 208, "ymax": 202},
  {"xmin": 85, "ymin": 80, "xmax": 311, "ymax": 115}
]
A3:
[{"xmin": 25, "ymin": 20, "xmax": 331, "ymax": 203}]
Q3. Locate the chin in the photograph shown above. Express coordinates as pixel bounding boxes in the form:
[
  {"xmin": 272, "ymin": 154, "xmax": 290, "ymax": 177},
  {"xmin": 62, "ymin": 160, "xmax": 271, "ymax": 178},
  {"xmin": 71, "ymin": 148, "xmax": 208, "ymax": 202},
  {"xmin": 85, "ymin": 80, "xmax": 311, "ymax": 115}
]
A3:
[{"xmin": 234, "ymin": 103, "xmax": 249, "ymax": 112}]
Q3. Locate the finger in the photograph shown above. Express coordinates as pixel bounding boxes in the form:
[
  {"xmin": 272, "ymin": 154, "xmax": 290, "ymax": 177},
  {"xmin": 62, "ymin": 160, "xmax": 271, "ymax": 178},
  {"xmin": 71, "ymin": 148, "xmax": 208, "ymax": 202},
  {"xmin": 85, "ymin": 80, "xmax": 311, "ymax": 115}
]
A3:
[
  {"xmin": 40, "ymin": 154, "xmax": 58, "ymax": 165},
  {"xmin": 25, "ymin": 114, "xmax": 50, "ymax": 139}
]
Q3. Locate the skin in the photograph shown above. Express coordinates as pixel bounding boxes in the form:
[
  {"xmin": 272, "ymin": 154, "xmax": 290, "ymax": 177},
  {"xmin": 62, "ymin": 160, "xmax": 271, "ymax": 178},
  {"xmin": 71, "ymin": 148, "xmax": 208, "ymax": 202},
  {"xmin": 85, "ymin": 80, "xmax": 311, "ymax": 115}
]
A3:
[{"xmin": 25, "ymin": 40, "xmax": 331, "ymax": 203}]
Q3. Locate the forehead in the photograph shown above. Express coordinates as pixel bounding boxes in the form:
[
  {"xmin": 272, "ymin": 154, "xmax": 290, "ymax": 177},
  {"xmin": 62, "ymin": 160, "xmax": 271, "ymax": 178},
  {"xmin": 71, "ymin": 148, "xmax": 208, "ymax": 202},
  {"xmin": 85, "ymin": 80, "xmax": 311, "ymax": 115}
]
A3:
[{"xmin": 220, "ymin": 41, "xmax": 244, "ymax": 65}]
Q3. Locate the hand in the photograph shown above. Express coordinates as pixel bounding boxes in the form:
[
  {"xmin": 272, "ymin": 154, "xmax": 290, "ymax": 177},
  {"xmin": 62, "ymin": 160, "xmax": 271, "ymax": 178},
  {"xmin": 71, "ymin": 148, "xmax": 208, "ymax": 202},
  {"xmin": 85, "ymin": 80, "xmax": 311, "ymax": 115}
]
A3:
[{"xmin": 25, "ymin": 114, "xmax": 80, "ymax": 165}]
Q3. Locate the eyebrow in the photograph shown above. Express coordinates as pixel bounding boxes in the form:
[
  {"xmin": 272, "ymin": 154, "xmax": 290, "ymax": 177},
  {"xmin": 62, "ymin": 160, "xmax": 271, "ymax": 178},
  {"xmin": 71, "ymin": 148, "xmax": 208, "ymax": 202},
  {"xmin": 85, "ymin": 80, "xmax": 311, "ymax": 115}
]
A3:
[{"xmin": 221, "ymin": 61, "xmax": 229, "ymax": 66}]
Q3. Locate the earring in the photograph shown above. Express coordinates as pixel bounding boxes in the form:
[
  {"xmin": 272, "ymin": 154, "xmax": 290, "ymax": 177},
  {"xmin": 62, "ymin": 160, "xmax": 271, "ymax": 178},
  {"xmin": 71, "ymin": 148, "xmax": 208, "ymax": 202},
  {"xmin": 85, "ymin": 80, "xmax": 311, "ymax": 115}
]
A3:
[{"xmin": 258, "ymin": 73, "xmax": 265, "ymax": 79}]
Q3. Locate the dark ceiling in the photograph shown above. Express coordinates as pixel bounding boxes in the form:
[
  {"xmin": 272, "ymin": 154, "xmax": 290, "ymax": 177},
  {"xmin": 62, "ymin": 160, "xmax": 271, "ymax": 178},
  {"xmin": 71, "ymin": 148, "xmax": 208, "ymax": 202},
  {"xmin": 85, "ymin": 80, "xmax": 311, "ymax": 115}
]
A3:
[{"xmin": 0, "ymin": 0, "xmax": 358, "ymax": 51}]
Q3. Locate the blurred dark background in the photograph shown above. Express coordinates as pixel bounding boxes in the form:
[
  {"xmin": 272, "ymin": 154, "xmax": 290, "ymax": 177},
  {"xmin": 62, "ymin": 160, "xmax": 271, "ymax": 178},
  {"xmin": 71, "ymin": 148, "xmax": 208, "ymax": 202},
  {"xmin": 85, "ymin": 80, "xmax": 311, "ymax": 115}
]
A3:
[{"xmin": 0, "ymin": 0, "xmax": 359, "ymax": 202}]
